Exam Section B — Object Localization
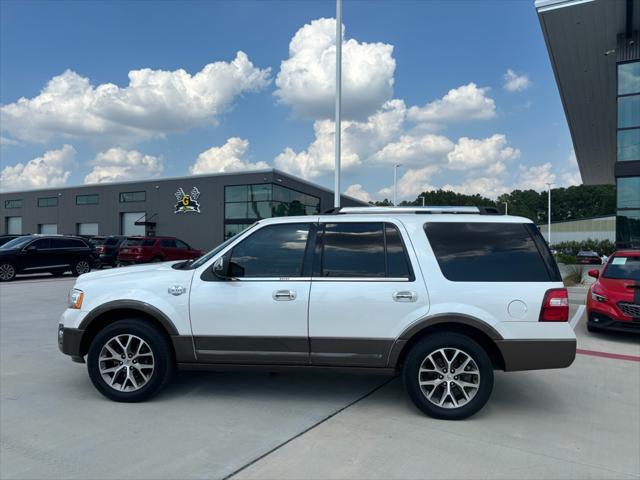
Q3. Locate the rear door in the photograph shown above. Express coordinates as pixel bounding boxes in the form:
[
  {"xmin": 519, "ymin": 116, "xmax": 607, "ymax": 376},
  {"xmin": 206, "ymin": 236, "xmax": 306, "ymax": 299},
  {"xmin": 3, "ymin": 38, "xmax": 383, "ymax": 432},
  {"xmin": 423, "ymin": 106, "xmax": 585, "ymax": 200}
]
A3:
[
  {"xmin": 159, "ymin": 239, "xmax": 180, "ymax": 260},
  {"xmin": 307, "ymin": 221, "xmax": 429, "ymax": 367}
]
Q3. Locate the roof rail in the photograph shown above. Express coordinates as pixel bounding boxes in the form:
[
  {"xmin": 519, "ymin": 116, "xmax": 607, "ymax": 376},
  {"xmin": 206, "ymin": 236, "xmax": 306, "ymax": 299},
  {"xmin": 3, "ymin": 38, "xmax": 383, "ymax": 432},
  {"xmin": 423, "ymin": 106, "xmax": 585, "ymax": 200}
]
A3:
[{"xmin": 335, "ymin": 206, "xmax": 481, "ymax": 215}]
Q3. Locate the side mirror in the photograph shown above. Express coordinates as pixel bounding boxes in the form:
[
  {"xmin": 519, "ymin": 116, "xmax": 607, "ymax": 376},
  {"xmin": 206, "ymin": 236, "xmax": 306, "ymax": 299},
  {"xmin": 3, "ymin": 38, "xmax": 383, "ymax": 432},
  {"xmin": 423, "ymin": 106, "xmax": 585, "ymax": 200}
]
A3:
[
  {"xmin": 212, "ymin": 255, "xmax": 230, "ymax": 279},
  {"xmin": 588, "ymin": 269, "xmax": 599, "ymax": 279}
]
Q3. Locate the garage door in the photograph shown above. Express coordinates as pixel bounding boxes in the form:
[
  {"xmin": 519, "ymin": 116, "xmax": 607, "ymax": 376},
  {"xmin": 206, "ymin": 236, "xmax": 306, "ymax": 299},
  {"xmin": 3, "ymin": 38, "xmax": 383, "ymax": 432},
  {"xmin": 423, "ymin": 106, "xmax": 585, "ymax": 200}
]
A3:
[
  {"xmin": 38, "ymin": 224, "xmax": 58, "ymax": 234},
  {"xmin": 121, "ymin": 212, "xmax": 145, "ymax": 236},
  {"xmin": 6, "ymin": 217, "xmax": 22, "ymax": 234},
  {"xmin": 77, "ymin": 223, "xmax": 99, "ymax": 236}
]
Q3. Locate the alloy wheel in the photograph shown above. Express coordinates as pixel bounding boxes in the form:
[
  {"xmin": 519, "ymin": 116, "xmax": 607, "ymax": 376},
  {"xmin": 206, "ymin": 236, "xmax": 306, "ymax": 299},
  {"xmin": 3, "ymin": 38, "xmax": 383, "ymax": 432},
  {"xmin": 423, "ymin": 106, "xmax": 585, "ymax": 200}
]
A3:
[
  {"xmin": 0, "ymin": 264, "xmax": 15, "ymax": 281},
  {"xmin": 418, "ymin": 347, "xmax": 481, "ymax": 409},
  {"xmin": 98, "ymin": 334, "xmax": 155, "ymax": 392},
  {"xmin": 76, "ymin": 260, "xmax": 91, "ymax": 274}
]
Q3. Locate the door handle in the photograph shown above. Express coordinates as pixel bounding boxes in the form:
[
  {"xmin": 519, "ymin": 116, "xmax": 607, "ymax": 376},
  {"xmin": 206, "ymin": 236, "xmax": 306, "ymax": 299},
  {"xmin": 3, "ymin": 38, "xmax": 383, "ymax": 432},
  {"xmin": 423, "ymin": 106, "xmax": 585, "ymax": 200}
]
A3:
[
  {"xmin": 273, "ymin": 290, "xmax": 297, "ymax": 301},
  {"xmin": 393, "ymin": 291, "xmax": 417, "ymax": 302}
]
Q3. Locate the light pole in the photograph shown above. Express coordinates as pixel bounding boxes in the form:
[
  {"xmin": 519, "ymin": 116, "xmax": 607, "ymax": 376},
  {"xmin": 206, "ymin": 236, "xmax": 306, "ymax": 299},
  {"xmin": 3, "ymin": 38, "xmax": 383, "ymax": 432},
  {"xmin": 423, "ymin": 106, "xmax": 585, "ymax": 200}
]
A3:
[
  {"xmin": 503, "ymin": 202, "xmax": 508, "ymax": 215},
  {"xmin": 547, "ymin": 184, "xmax": 552, "ymax": 245},
  {"xmin": 422, "ymin": 195, "xmax": 426, "ymax": 207},
  {"xmin": 333, "ymin": 0, "xmax": 342, "ymax": 209},
  {"xmin": 393, "ymin": 163, "xmax": 402, "ymax": 206}
]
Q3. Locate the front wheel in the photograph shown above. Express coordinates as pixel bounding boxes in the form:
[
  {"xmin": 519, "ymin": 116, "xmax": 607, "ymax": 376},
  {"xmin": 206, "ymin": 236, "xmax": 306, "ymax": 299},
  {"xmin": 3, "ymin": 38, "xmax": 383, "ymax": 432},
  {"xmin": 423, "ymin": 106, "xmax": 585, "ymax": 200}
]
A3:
[
  {"xmin": 87, "ymin": 319, "xmax": 174, "ymax": 402},
  {"xmin": 403, "ymin": 333, "xmax": 493, "ymax": 420},
  {"xmin": 0, "ymin": 263, "xmax": 16, "ymax": 282},
  {"xmin": 72, "ymin": 258, "xmax": 92, "ymax": 276}
]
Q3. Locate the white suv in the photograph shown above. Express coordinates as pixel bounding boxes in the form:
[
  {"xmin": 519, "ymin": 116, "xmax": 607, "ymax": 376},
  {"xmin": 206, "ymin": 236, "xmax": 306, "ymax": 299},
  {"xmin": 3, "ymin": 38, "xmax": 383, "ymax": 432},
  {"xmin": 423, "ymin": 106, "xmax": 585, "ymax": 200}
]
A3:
[{"xmin": 59, "ymin": 206, "xmax": 576, "ymax": 419}]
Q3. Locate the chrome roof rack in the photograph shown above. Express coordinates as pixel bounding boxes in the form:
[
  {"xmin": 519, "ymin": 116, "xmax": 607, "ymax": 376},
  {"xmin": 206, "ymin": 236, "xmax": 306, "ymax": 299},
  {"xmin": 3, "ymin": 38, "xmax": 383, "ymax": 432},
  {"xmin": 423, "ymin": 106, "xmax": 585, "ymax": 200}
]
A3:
[{"xmin": 335, "ymin": 206, "xmax": 482, "ymax": 215}]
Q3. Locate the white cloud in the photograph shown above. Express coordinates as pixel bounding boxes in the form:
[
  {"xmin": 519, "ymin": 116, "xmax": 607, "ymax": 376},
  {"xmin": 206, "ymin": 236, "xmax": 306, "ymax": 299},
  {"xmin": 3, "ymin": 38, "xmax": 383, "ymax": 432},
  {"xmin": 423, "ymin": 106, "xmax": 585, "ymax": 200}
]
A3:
[
  {"xmin": 0, "ymin": 136, "xmax": 19, "ymax": 147},
  {"xmin": 0, "ymin": 145, "xmax": 75, "ymax": 192},
  {"xmin": 516, "ymin": 162, "xmax": 556, "ymax": 191},
  {"xmin": 559, "ymin": 150, "xmax": 581, "ymax": 186},
  {"xmin": 275, "ymin": 18, "xmax": 395, "ymax": 119},
  {"xmin": 378, "ymin": 165, "xmax": 439, "ymax": 200},
  {"xmin": 407, "ymin": 83, "xmax": 496, "ymax": 123},
  {"xmin": 84, "ymin": 148, "xmax": 163, "ymax": 184},
  {"xmin": 370, "ymin": 133, "xmax": 454, "ymax": 167},
  {"xmin": 190, "ymin": 137, "xmax": 268, "ymax": 174},
  {"xmin": 345, "ymin": 184, "xmax": 372, "ymax": 203},
  {"xmin": 1, "ymin": 52, "xmax": 271, "ymax": 143},
  {"xmin": 274, "ymin": 99, "xmax": 406, "ymax": 178},
  {"xmin": 441, "ymin": 177, "xmax": 510, "ymax": 198},
  {"xmin": 503, "ymin": 69, "xmax": 531, "ymax": 92},
  {"xmin": 447, "ymin": 134, "xmax": 520, "ymax": 172}
]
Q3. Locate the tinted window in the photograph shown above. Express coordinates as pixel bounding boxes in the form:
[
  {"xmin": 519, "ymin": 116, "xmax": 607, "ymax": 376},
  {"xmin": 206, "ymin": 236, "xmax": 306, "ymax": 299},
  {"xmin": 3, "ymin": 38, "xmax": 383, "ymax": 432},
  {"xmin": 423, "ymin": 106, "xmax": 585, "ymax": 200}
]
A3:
[
  {"xmin": 104, "ymin": 238, "xmax": 119, "ymax": 246},
  {"xmin": 229, "ymin": 223, "xmax": 309, "ymax": 277},
  {"xmin": 424, "ymin": 222, "xmax": 552, "ymax": 282},
  {"xmin": 119, "ymin": 191, "xmax": 146, "ymax": 203},
  {"xmin": 37, "ymin": 197, "xmax": 58, "ymax": 207},
  {"xmin": 321, "ymin": 223, "xmax": 385, "ymax": 277},
  {"xmin": 160, "ymin": 239, "xmax": 177, "ymax": 248},
  {"xmin": 143, "ymin": 239, "xmax": 156, "ymax": 247},
  {"xmin": 176, "ymin": 240, "xmax": 190, "ymax": 250},
  {"xmin": 30, "ymin": 239, "xmax": 51, "ymax": 249},
  {"xmin": 4, "ymin": 199, "xmax": 22, "ymax": 209},
  {"xmin": 603, "ymin": 256, "xmax": 640, "ymax": 281},
  {"xmin": 51, "ymin": 238, "xmax": 85, "ymax": 249},
  {"xmin": 386, "ymin": 225, "xmax": 411, "ymax": 278},
  {"xmin": 76, "ymin": 194, "xmax": 99, "ymax": 205}
]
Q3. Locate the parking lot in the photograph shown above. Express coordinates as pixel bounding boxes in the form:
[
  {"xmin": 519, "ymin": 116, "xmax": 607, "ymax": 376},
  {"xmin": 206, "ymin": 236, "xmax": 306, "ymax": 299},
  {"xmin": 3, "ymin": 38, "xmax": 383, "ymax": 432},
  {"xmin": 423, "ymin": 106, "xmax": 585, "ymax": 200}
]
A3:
[{"xmin": 1, "ymin": 276, "xmax": 639, "ymax": 480}]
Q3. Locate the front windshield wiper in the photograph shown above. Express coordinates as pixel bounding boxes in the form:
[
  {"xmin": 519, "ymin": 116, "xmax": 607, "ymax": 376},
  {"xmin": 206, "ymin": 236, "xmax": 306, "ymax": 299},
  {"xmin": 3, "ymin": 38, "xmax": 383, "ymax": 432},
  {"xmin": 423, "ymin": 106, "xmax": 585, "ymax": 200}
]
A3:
[{"xmin": 172, "ymin": 259, "xmax": 196, "ymax": 270}]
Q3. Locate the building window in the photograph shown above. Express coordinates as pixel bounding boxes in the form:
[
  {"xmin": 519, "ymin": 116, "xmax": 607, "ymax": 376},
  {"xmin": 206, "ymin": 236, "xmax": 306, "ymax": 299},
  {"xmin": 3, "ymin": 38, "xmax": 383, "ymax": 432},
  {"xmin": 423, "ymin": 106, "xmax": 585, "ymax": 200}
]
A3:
[
  {"xmin": 617, "ymin": 177, "xmax": 640, "ymax": 210},
  {"xmin": 618, "ymin": 61, "xmax": 640, "ymax": 95},
  {"xmin": 617, "ymin": 61, "xmax": 640, "ymax": 162},
  {"xmin": 616, "ymin": 210, "xmax": 640, "ymax": 249},
  {"xmin": 120, "ymin": 191, "xmax": 146, "ymax": 203},
  {"xmin": 6, "ymin": 216, "xmax": 22, "ymax": 234},
  {"xmin": 4, "ymin": 199, "xmax": 22, "ymax": 209},
  {"xmin": 37, "ymin": 197, "xmax": 58, "ymax": 207},
  {"xmin": 223, "ymin": 183, "xmax": 321, "ymax": 239},
  {"xmin": 617, "ymin": 128, "xmax": 640, "ymax": 161},
  {"xmin": 76, "ymin": 194, "xmax": 99, "ymax": 205},
  {"xmin": 618, "ymin": 95, "xmax": 640, "ymax": 129},
  {"xmin": 38, "ymin": 223, "xmax": 58, "ymax": 234}
]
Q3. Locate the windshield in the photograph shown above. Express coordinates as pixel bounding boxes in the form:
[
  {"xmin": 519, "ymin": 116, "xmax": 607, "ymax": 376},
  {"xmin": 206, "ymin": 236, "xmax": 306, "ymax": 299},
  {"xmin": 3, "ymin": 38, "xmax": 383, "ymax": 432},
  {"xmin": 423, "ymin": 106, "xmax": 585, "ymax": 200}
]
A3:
[
  {"xmin": 603, "ymin": 256, "xmax": 640, "ymax": 281},
  {"xmin": 187, "ymin": 223, "xmax": 258, "ymax": 270},
  {"xmin": 0, "ymin": 236, "xmax": 33, "ymax": 250}
]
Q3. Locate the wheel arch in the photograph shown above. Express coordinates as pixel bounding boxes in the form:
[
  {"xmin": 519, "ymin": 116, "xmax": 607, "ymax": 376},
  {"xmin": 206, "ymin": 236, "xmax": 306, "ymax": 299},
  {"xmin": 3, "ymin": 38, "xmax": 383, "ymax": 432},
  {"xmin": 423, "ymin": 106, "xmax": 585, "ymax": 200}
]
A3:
[
  {"xmin": 77, "ymin": 301, "xmax": 181, "ymax": 357},
  {"xmin": 389, "ymin": 315, "xmax": 505, "ymax": 371}
]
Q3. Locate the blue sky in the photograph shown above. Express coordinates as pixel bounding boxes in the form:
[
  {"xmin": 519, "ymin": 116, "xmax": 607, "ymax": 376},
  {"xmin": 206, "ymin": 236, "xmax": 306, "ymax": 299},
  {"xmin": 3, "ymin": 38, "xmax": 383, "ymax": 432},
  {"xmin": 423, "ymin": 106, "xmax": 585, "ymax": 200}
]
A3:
[{"xmin": 0, "ymin": 0, "xmax": 578, "ymax": 200}]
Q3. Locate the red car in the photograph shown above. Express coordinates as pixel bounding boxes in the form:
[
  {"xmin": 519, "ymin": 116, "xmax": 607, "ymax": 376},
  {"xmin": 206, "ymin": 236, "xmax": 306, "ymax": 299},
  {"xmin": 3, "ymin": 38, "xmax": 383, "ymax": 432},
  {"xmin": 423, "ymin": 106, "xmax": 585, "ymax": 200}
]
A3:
[
  {"xmin": 587, "ymin": 250, "xmax": 640, "ymax": 333},
  {"xmin": 116, "ymin": 236, "xmax": 202, "ymax": 266}
]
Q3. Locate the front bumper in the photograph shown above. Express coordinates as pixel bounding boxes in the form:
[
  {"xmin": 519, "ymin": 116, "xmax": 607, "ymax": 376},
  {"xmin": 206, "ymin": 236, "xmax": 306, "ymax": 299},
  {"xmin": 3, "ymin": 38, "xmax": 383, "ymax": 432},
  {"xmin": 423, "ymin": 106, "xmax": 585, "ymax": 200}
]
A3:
[
  {"xmin": 588, "ymin": 312, "xmax": 640, "ymax": 334},
  {"xmin": 58, "ymin": 324, "xmax": 85, "ymax": 362}
]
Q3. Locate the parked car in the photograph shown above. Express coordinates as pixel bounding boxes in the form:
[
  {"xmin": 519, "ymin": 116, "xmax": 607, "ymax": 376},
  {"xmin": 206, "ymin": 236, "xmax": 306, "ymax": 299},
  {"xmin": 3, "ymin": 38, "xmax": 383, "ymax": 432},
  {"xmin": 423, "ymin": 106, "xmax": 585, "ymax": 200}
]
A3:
[
  {"xmin": 116, "ymin": 236, "xmax": 202, "ymax": 265},
  {"xmin": 59, "ymin": 206, "xmax": 576, "ymax": 419},
  {"xmin": 0, "ymin": 235, "xmax": 97, "ymax": 281},
  {"xmin": 576, "ymin": 250, "xmax": 602, "ymax": 265},
  {"xmin": 0, "ymin": 235, "xmax": 21, "ymax": 247},
  {"xmin": 587, "ymin": 250, "xmax": 640, "ymax": 333},
  {"xmin": 93, "ymin": 235, "xmax": 127, "ymax": 267}
]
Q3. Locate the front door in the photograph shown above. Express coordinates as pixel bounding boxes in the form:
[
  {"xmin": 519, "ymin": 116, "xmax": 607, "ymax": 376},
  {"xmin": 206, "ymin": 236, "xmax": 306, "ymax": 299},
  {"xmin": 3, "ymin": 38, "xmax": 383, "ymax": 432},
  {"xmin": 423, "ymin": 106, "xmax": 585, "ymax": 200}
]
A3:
[
  {"xmin": 308, "ymin": 221, "xmax": 429, "ymax": 367},
  {"xmin": 19, "ymin": 238, "xmax": 56, "ymax": 272},
  {"xmin": 189, "ymin": 221, "xmax": 313, "ymax": 364}
]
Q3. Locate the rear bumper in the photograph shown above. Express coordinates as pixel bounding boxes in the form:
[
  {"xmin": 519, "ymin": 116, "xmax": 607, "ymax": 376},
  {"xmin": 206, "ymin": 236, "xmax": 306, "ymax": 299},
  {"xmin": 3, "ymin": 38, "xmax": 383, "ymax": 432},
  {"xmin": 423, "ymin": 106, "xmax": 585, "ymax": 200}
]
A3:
[
  {"xmin": 496, "ymin": 338, "xmax": 576, "ymax": 371},
  {"xmin": 588, "ymin": 312, "xmax": 640, "ymax": 334}
]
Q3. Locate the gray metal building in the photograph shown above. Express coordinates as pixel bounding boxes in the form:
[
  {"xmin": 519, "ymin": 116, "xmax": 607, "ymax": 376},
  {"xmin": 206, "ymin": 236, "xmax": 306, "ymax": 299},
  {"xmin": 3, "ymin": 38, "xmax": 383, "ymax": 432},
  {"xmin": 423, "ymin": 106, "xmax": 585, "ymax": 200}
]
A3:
[{"xmin": 0, "ymin": 169, "xmax": 365, "ymax": 250}]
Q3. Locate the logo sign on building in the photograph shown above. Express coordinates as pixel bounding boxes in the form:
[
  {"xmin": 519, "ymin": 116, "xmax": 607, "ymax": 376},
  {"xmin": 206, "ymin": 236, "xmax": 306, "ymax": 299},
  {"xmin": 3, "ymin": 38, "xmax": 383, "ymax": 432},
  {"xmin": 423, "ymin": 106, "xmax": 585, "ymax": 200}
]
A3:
[{"xmin": 174, "ymin": 187, "xmax": 201, "ymax": 214}]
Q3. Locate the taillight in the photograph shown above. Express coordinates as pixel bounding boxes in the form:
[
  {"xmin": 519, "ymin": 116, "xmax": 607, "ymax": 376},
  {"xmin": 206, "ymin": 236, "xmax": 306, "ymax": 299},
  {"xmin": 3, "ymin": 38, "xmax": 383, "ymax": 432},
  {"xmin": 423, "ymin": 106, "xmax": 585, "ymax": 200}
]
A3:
[{"xmin": 540, "ymin": 288, "xmax": 569, "ymax": 322}]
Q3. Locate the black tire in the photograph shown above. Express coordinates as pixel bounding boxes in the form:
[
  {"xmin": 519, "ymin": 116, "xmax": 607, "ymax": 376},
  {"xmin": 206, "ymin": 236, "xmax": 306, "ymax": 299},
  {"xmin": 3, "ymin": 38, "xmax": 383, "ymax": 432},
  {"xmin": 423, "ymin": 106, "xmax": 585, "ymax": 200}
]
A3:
[
  {"xmin": 403, "ymin": 333, "xmax": 493, "ymax": 420},
  {"xmin": 71, "ymin": 257, "xmax": 92, "ymax": 276},
  {"xmin": 87, "ymin": 319, "xmax": 175, "ymax": 402},
  {"xmin": 587, "ymin": 323, "xmax": 601, "ymax": 333},
  {"xmin": 0, "ymin": 262, "xmax": 16, "ymax": 282}
]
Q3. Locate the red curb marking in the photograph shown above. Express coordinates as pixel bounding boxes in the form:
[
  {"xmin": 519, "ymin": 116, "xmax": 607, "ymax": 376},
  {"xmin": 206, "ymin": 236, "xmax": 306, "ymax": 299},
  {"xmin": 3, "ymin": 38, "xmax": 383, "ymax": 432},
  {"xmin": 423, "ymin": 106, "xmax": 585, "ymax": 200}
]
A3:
[{"xmin": 577, "ymin": 348, "xmax": 640, "ymax": 362}]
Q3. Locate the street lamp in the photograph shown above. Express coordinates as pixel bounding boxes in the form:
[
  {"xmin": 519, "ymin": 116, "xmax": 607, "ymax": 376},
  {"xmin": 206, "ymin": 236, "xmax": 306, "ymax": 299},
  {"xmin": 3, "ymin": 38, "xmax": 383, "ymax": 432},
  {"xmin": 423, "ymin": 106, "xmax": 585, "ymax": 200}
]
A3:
[
  {"xmin": 333, "ymin": 0, "xmax": 342, "ymax": 209},
  {"xmin": 545, "ymin": 182, "xmax": 554, "ymax": 245},
  {"xmin": 393, "ymin": 163, "xmax": 402, "ymax": 206},
  {"xmin": 503, "ymin": 202, "xmax": 508, "ymax": 215}
]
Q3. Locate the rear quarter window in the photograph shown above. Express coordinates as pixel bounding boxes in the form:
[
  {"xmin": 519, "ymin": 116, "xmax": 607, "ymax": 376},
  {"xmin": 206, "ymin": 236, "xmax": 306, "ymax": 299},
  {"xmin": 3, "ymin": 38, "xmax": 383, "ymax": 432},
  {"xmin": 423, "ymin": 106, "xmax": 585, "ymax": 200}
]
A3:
[{"xmin": 423, "ymin": 222, "xmax": 557, "ymax": 282}]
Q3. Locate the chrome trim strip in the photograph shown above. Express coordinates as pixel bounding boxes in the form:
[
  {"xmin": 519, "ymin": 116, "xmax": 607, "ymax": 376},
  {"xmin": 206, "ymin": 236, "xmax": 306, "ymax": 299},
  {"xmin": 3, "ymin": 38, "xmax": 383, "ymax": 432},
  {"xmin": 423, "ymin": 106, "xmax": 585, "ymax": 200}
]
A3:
[
  {"xmin": 196, "ymin": 349, "xmax": 307, "ymax": 357},
  {"xmin": 312, "ymin": 277, "xmax": 410, "ymax": 282},
  {"xmin": 23, "ymin": 264, "xmax": 69, "ymax": 270}
]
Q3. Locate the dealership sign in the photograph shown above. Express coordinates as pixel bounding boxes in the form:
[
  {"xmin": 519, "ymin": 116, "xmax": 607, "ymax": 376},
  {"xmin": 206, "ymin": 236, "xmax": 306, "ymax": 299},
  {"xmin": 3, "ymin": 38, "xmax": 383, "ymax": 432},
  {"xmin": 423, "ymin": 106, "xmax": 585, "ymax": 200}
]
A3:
[{"xmin": 174, "ymin": 187, "xmax": 201, "ymax": 214}]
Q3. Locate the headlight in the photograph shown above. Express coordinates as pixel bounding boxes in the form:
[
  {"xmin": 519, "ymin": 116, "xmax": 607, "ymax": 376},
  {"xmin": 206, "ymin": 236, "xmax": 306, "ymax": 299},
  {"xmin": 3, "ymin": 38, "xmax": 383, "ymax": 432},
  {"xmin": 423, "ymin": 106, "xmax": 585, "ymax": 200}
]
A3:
[
  {"xmin": 591, "ymin": 291, "xmax": 607, "ymax": 303},
  {"xmin": 68, "ymin": 289, "xmax": 84, "ymax": 309}
]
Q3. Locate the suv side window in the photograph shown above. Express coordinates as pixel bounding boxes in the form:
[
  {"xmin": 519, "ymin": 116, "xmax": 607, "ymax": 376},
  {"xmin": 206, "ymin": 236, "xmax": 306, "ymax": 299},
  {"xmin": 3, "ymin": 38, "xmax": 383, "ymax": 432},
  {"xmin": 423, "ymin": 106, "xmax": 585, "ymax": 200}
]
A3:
[
  {"xmin": 175, "ymin": 240, "xmax": 190, "ymax": 250},
  {"xmin": 229, "ymin": 223, "xmax": 310, "ymax": 278},
  {"xmin": 424, "ymin": 222, "xmax": 552, "ymax": 282},
  {"xmin": 319, "ymin": 222, "xmax": 412, "ymax": 279},
  {"xmin": 51, "ymin": 238, "xmax": 84, "ymax": 249},
  {"xmin": 160, "ymin": 239, "xmax": 177, "ymax": 248},
  {"xmin": 29, "ymin": 238, "xmax": 50, "ymax": 250}
]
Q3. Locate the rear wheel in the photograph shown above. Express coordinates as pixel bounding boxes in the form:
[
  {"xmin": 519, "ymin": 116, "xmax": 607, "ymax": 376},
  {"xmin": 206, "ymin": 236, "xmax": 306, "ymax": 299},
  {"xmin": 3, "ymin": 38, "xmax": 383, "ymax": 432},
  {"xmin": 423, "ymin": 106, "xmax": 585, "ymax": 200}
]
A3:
[
  {"xmin": 403, "ymin": 333, "xmax": 493, "ymax": 420},
  {"xmin": 72, "ymin": 258, "xmax": 92, "ymax": 276},
  {"xmin": 0, "ymin": 263, "xmax": 16, "ymax": 282},
  {"xmin": 87, "ymin": 319, "xmax": 174, "ymax": 402}
]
